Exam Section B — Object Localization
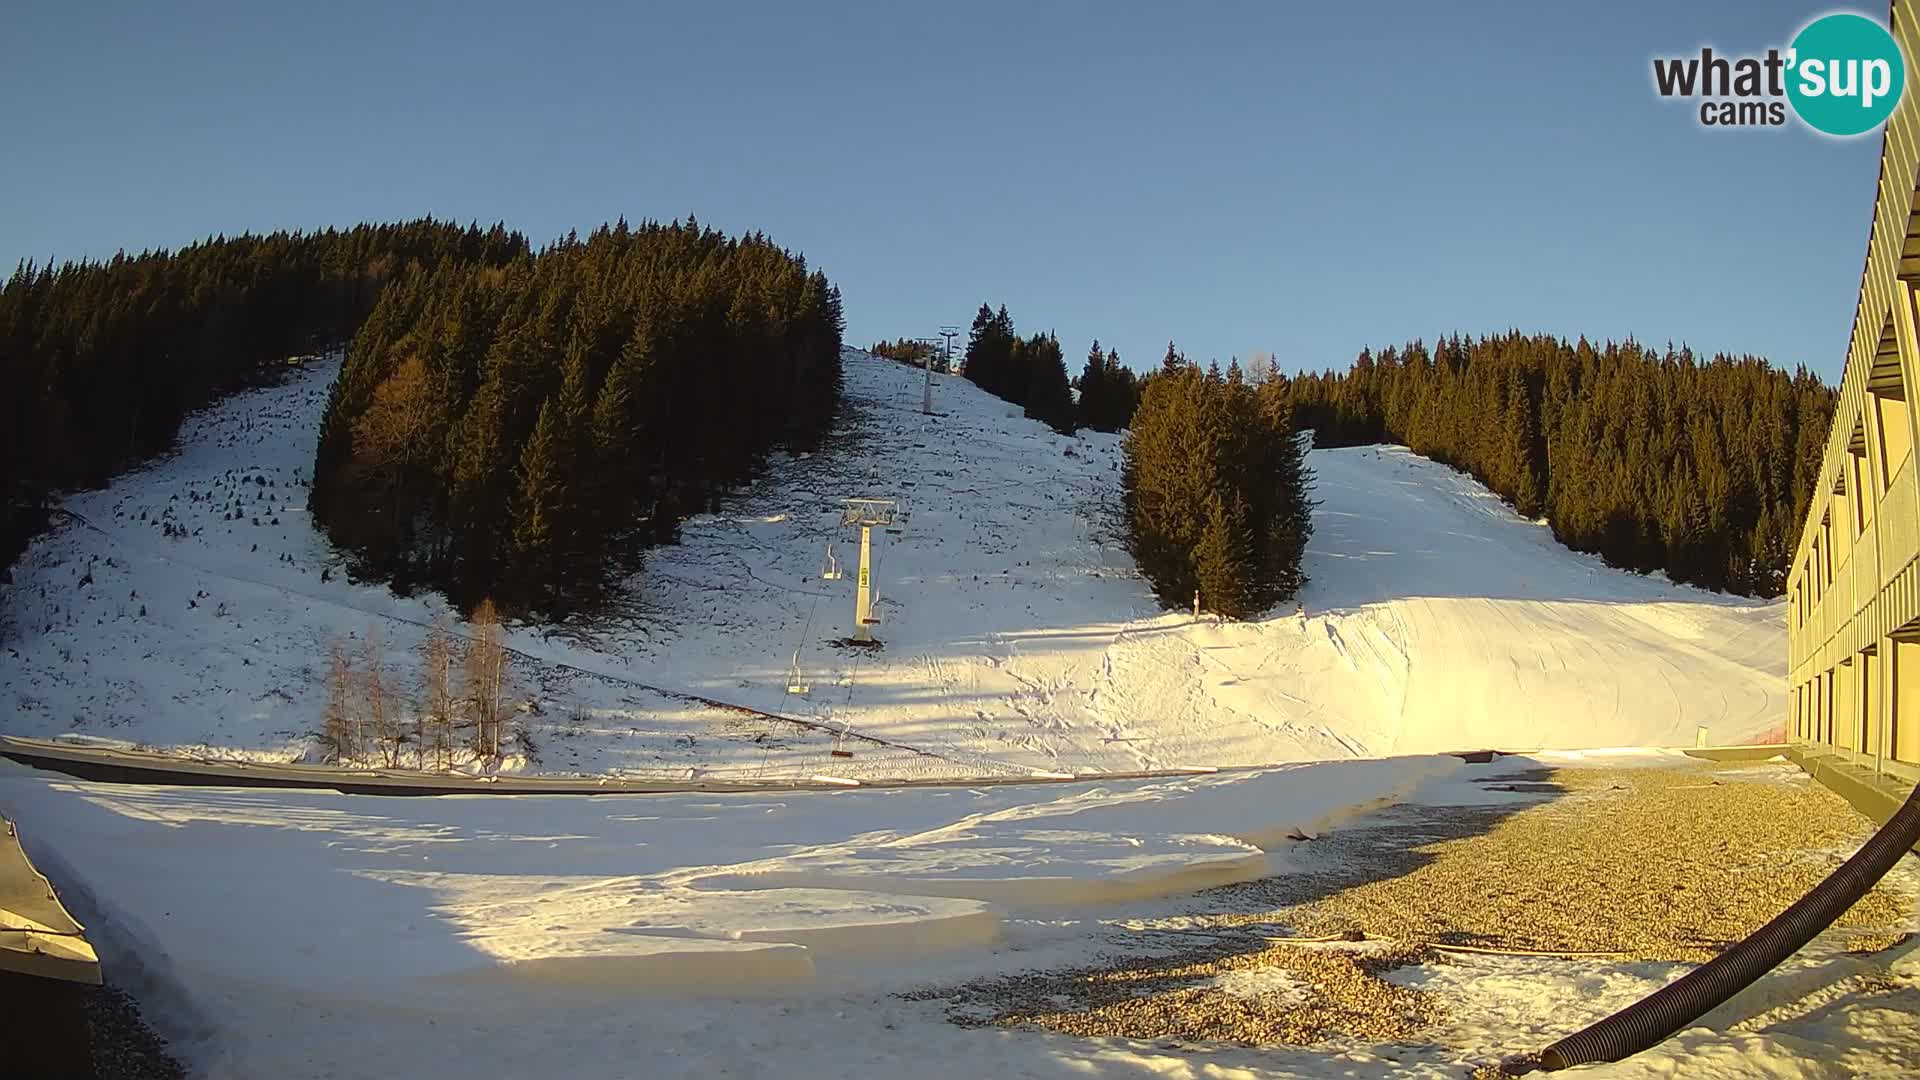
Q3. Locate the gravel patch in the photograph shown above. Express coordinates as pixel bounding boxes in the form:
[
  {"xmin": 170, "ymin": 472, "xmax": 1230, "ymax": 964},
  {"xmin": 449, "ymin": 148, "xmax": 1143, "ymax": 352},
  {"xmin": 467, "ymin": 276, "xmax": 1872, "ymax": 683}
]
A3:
[
  {"xmin": 925, "ymin": 938, "xmax": 1440, "ymax": 1046},
  {"xmin": 1209, "ymin": 760, "xmax": 1912, "ymax": 962},
  {"xmin": 922, "ymin": 759, "xmax": 1918, "ymax": 1051},
  {"xmin": 84, "ymin": 984, "xmax": 188, "ymax": 1080}
]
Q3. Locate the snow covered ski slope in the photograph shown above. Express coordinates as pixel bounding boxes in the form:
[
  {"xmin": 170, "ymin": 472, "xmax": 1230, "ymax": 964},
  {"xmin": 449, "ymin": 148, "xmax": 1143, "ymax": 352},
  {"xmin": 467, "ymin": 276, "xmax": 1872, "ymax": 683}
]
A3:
[{"xmin": 0, "ymin": 349, "xmax": 1783, "ymax": 778}]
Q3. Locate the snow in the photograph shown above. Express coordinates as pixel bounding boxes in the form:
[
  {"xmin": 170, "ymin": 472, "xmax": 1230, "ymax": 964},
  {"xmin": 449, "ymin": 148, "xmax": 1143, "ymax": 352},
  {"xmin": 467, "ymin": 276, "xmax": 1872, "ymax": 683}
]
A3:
[
  {"xmin": 0, "ymin": 756, "xmax": 1451, "ymax": 998},
  {"xmin": 4, "ymin": 752, "xmax": 1912, "ymax": 1079},
  {"xmin": 0, "ymin": 754, "xmax": 1449, "ymax": 1068},
  {"xmin": 0, "ymin": 348, "xmax": 1834, "ymax": 1076},
  {"xmin": 1, "ymin": 349, "xmax": 1784, "ymax": 781}
]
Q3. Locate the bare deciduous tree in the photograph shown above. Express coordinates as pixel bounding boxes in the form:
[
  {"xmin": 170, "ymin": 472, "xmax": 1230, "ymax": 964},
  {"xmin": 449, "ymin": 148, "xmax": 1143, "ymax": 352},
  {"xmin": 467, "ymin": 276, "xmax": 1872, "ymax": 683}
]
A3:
[
  {"xmin": 1245, "ymin": 350, "xmax": 1277, "ymax": 387},
  {"xmin": 361, "ymin": 627, "xmax": 403, "ymax": 768},
  {"xmin": 418, "ymin": 616, "xmax": 457, "ymax": 771},
  {"xmin": 463, "ymin": 598, "xmax": 508, "ymax": 764},
  {"xmin": 321, "ymin": 639, "xmax": 357, "ymax": 764}
]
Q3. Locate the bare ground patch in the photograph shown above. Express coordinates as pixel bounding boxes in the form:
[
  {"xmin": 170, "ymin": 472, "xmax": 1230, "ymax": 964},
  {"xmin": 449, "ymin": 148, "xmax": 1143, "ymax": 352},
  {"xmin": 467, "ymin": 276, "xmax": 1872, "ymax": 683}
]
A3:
[{"xmin": 918, "ymin": 759, "xmax": 1918, "ymax": 1050}]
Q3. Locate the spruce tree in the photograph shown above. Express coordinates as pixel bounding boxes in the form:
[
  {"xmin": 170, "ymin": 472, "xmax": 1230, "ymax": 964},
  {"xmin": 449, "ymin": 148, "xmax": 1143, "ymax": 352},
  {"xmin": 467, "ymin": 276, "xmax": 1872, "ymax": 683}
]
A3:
[
  {"xmin": 1078, "ymin": 340, "xmax": 1107, "ymax": 431},
  {"xmin": 1103, "ymin": 348, "xmax": 1138, "ymax": 431},
  {"xmin": 1024, "ymin": 333, "xmax": 1076, "ymax": 434},
  {"xmin": 1123, "ymin": 366, "xmax": 1312, "ymax": 614},
  {"xmin": 963, "ymin": 304, "xmax": 997, "ymax": 390},
  {"xmin": 1005, "ymin": 334, "xmax": 1031, "ymax": 407},
  {"xmin": 509, "ymin": 396, "xmax": 569, "ymax": 613},
  {"xmin": 1162, "ymin": 340, "xmax": 1184, "ymax": 375},
  {"xmin": 1194, "ymin": 492, "xmax": 1253, "ymax": 617}
]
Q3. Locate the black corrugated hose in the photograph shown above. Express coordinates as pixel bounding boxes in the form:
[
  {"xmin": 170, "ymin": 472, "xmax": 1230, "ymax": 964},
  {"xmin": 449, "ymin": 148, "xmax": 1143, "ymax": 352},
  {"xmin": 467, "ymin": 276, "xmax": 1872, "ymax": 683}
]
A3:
[{"xmin": 1537, "ymin": 779, "xmax": 1920, "ymax": 1070}]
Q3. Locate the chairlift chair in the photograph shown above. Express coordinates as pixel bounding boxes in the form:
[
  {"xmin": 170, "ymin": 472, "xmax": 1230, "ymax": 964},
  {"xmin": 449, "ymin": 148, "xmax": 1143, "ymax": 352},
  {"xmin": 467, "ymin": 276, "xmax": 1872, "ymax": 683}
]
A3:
[{"xmin": 822, "ymin": 542, "xmax": 843, "ymax": 580}]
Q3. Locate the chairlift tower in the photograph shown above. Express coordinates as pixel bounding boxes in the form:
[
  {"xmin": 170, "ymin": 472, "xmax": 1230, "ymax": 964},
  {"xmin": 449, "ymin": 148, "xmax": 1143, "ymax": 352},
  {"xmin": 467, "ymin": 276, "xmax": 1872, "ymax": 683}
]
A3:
[
  {"xmin": 840, "ymin": 498, "xmax": 896, "ymax": 642},
  {"xmin": 915, "ymin": 337, "xmax": 941, "ymax": 415},
  {"xmin": 929, "ymin": 326, "xmax": 960, "ymax": 415},
  {"xmin": 939, "ymin": 326, "xmax": 959, "ymax": 373}
]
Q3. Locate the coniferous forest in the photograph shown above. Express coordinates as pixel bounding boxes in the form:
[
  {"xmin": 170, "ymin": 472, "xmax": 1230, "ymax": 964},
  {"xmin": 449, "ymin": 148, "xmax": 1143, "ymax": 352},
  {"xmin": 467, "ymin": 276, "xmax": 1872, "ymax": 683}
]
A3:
[
  {"xmin": 1075, "ymin": 339, "xmax": 1143, "ymax": 434},
  {"xmin": 959, "ymin": 304, "xmax": 1078, "ymax": 434},
  {"xmin": 1123, "ymin": 348, "xmax": 1315, "ymax": 617},
  {"xmin": 1280, "ymin": 333, "xmax": 1835, "ymax": 597},
  {"xmin": 309, "ymin": 219, "xmax": 844, "ymax": 617},
  {"xmin": 0, "ymin": 220, "xmax": 527, "ymax": 571},
  {"xmin": 870, "ymin": 337, "xmax": 945, "ymax": 370},
  {"xmin": 4, "ymin": 224, "xmax": 1829, "ymax": 622}
]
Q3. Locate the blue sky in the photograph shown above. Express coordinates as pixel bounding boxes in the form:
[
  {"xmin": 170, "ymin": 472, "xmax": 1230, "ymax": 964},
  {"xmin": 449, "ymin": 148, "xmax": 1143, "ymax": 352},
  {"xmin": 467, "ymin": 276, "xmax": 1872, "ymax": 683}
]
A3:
[{"xmin": 0, "ymin": 1, "xmax": 1884, "ymax": 381}]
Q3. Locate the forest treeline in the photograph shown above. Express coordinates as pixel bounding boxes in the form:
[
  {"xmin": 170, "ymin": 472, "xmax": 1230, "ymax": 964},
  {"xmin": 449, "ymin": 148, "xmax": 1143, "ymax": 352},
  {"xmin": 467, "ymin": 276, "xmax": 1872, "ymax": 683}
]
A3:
[
  {"xmin": 0, "ymin": 220, "xmax": 527, "ymax": 570},
  {"xmin": 1123, "ymin": 346, "xmax": 1314, "ymax": 616},
  {"xmin": 960, "ymin": 304, "xmax": 1142, "ymax": 434},
  {"xmin": 870, "ymin": 337, "xmax": 947, "ymax": 371},
  {"xmin": 310, "ymin": 219, "xmax": 844, "ymax": 616},
  {"xmin": 1280, "ymin": 333, "xmax": 1835, "ymax": 596}
]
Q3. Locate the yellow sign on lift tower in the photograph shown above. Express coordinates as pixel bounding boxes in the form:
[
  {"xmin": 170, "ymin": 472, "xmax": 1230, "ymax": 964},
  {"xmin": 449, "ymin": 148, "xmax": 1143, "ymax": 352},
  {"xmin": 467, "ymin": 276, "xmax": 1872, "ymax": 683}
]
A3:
[{"xmin": 841, "ymin": 498, "xmax": 896, "ymax": 642}]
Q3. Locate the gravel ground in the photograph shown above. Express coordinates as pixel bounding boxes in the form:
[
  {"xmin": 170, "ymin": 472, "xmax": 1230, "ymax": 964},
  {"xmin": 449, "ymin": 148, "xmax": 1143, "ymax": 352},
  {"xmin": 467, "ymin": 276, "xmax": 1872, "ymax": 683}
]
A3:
[
  {"xmin": 925, "ymin": 938, "xmax": 1440, "ymax": 1045},
  {"xmin": 1214, "ymin": 759, "xmax": 1912, "ymax": 963},
  {"xmin": 923, "ymin": 758, "xmax": 1919, "ymax": 1049},
  {"xmin": 84, "ymin": 984, "xmax": 188, "ymax": 1080}
]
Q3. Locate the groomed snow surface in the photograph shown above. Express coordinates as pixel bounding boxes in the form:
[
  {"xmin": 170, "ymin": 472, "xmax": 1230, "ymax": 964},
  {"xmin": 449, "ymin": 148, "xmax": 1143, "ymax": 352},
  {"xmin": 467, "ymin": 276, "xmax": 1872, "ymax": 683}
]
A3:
[{"xmin": 1, "ymin": 349, "xmax": 1784, "ymax": 780}]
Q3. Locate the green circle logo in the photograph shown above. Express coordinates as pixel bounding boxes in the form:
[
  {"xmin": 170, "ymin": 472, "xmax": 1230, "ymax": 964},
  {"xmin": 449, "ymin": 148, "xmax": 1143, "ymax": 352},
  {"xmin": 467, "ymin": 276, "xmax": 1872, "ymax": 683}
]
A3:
[{"xmin": 1787, "ymin": 13, "xmax": 1906, "ymax": 136}]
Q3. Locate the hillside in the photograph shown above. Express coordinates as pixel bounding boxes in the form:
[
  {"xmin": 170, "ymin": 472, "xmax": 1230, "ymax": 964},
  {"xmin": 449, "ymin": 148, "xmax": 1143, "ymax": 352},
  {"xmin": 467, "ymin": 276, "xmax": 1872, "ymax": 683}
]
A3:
[{"xmin": 0, "ymin": 349, "xmax": 1784, "ymax": 779}]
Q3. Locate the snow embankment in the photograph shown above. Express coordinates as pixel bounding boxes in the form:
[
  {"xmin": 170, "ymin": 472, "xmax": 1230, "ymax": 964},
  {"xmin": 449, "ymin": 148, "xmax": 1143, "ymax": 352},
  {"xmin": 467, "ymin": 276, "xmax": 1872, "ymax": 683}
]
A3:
[{"xmin": 0, "ymin": 349, "xmax": 1784, "ymax": 778}]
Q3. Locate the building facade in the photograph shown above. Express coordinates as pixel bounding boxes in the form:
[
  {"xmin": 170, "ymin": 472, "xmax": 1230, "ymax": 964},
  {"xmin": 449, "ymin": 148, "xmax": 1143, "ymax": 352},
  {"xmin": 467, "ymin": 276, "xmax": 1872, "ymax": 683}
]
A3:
[{"xmin": 1787, "ymin": 0, "xmax": 1920, "ymax": 788}]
